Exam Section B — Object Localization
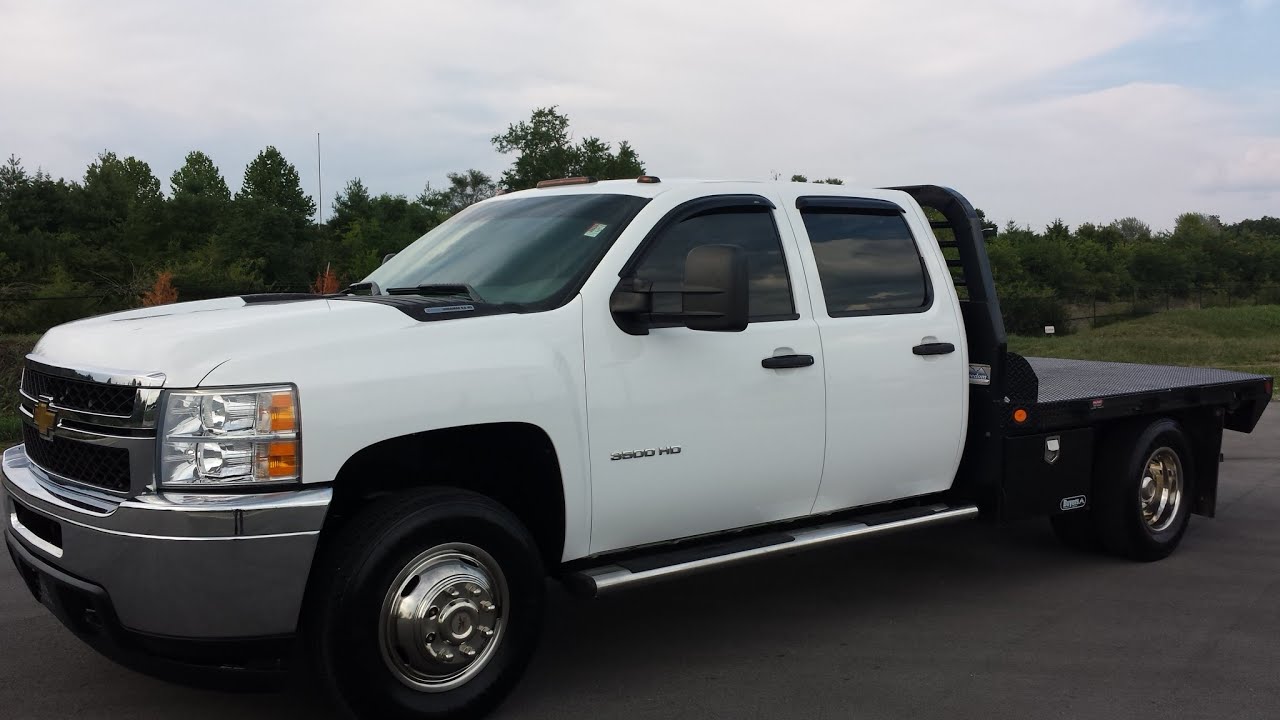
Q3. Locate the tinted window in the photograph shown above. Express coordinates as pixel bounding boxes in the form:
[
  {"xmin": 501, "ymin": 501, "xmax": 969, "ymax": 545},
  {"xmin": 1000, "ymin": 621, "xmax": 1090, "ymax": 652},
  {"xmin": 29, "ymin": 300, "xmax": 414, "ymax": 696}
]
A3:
[
  {"xmin": 800, "ymin": 209, "xmax": 929, "ymax": 315},
  {"xmin": 631, "ymin": 207, "xmax": 795, "ymax": 321}
]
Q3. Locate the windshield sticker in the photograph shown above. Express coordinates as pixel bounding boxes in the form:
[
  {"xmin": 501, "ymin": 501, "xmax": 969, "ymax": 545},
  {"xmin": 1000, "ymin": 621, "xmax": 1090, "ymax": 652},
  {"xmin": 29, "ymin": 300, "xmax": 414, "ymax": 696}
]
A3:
[{"xmin": 584, "ymin": 222, "xmax": 608, "ymax": 238}]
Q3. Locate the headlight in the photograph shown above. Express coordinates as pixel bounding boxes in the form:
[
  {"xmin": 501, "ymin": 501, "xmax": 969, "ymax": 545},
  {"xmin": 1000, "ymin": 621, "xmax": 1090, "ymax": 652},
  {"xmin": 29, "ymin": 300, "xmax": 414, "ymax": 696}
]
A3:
[{"xmin": 159, "ymin": 386, "xmax": 300, "ymax": 488}]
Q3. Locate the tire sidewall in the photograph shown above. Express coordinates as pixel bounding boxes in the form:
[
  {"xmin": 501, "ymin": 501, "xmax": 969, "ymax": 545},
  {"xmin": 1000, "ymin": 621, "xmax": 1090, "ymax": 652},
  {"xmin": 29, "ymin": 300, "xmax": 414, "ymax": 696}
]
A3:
[
  {"xmin": 1116, "ymin": 420, "xmax": 1195, "ymax": 557},
  {"xmin": 317, "ymin": 494, "xmax": 545, "ymax": 720}
]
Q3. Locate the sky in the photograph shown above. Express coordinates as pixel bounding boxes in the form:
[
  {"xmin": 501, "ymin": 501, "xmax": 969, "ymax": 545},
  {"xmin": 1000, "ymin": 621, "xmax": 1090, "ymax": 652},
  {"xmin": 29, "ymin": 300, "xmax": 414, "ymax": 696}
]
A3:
[{"xmin": 1, "ymin": 0, "xmax": 1277, "ymax": 230}]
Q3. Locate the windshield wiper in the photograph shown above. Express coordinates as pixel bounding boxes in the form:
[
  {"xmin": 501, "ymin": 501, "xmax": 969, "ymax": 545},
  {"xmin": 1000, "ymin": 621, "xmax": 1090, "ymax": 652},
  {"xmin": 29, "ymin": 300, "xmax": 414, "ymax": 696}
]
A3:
[
  {"xmin": 338, "ymin": 281, "xmax": 381, "ymax": 296},
  {"xmin": 384, "ymin": 283, "xmax": 487, "ymax": 303}
]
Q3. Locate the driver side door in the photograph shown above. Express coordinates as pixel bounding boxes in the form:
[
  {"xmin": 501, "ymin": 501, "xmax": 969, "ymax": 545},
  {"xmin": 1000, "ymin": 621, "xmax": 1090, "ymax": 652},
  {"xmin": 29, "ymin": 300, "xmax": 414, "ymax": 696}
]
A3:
[{"xmin": 582, "ymin": 193, "xmax": 827, "ymax": 554}]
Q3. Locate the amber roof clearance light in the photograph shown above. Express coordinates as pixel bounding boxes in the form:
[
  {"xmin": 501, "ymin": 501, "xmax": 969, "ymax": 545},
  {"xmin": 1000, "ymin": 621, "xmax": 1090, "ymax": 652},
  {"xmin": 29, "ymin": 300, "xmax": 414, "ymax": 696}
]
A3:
[{"xmin": 535, "ymin": 176, "xmax": 598, "ymax": 188}]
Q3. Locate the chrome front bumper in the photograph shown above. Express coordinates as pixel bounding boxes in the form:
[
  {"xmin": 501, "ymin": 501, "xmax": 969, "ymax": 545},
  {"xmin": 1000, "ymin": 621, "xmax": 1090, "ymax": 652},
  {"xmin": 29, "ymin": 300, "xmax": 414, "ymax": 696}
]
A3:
[{"xmin": 2, "ymin": 444, "xmax": 331, "ymax": 639}]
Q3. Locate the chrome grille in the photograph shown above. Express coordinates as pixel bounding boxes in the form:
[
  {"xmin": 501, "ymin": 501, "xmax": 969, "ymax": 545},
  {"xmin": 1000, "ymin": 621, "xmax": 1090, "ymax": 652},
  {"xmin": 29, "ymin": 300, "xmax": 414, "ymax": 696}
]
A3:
[
  {"xmin": 21, "ymin": 366, "xmax": 137, "ymax": 416},
  {"xmin": 17, "ymin": 357, "xmax": 164, "ymax": 496},
  {"xmin": 21, "ymin": 424, "xmax": 132, "ymax": 492}
]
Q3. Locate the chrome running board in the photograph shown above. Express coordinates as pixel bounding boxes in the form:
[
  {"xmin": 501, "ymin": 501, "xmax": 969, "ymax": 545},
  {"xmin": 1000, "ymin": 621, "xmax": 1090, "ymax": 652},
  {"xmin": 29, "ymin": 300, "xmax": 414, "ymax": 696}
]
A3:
[{"xmin": 569, "ymin": 503, "xmax": 979, "ymax": 596}]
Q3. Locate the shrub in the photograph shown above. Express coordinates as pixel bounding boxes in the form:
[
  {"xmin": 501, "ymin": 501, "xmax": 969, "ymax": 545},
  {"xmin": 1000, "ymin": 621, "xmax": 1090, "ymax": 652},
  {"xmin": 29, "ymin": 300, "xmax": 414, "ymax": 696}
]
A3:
[
  {"xmin": 141, "ymin": 270, "xmax": 179, "ymax": 306},
  {"xmin": 1002, "ymin": 294, "xmax": 1072, "ymax": 336}
]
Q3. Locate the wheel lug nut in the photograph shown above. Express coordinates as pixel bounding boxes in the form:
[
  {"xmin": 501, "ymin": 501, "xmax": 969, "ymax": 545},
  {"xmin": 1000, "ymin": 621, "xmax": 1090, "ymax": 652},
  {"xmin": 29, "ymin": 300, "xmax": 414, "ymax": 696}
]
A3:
[
  {"xmin": 426, "ymin": 632, "xmax": 435, "ymax": 642},
  {"xmin": 427, "ymin": 606, "xmax": 439, "ymax": 618},
  {"xmin": 480, "ymin": 600, "xmax": 495, "ymax": 611},
  {"xmin": 470, "ymin": 586, "xmax": 482, "ymax": 597},
  {"xmin": 442, "ymin": 650, "xmax": 454, "ymax": 661},
  {"xmin": 460, "ymin": 644, "xmax": 476, "ymax": 656},
  {"xmin": 448, "ymin": 588, "xmax": 460, "ymax": 597},
  {"xmin": 478, "ymin": 625, "xmax": 493, "ymax": 637}
]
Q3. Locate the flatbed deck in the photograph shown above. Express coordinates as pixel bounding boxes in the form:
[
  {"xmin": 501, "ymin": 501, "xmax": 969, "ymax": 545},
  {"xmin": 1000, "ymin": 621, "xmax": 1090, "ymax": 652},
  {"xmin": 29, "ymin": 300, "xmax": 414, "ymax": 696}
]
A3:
[
  {"xmin": 1027, "ymin": 357, "xmax": 1267, "ymax": 403},
  {"xmin": 1017, "ymin": 357, "xmax": 1271, "ymax": 433}
]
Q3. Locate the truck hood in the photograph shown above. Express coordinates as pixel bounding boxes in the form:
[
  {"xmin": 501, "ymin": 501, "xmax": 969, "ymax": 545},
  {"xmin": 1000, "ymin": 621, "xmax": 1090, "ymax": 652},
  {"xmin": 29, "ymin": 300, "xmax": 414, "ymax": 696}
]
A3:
[{"xmin": 31, "ymin": 296, "xmax": 417, "ymax": 387}]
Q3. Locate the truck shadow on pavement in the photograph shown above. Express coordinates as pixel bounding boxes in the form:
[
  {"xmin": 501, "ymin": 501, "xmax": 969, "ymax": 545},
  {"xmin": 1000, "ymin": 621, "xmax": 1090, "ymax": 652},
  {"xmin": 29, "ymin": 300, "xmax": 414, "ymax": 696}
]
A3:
[{"xmin": 2, "ymin": 519, "xmax": 1098, "ymax": 720}]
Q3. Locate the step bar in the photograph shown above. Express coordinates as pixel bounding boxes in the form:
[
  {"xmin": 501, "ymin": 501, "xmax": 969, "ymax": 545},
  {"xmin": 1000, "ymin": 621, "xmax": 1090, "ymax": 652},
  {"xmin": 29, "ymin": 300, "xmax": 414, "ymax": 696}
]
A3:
[{"xmin": 569, "ymin": 503, "xmax": 979, "ymax": 596}]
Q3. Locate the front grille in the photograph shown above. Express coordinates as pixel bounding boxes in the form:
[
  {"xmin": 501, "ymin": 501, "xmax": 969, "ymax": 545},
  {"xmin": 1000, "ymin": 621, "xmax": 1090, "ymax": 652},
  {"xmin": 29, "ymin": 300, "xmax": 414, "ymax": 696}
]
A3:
[
  {"xmin": 21, "ymin": 424, "xmax": 132, "ymax": 492},
  {"xmin": 21, "ymin": 367, "xmax": 137, "ymax": 416}
]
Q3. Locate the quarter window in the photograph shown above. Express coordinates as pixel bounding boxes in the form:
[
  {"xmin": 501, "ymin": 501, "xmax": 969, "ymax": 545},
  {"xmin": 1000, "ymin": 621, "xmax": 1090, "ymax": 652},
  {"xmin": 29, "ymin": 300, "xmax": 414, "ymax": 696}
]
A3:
[
  {"xmin": 800, "ymin": 209, "xmax": 929, "ymax": 316},
  {"xmin": 630, "ymin": 207, "xmax": 796, "ymax": 322}
]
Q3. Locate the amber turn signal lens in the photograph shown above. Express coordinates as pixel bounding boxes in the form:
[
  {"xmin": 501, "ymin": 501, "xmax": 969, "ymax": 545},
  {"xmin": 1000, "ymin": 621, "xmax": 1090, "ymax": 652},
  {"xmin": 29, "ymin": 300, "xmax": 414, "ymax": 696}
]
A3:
[
  {"xmin": 268, "ymin": 392, "xmax": 297, "ymax": 432},
  {"xmin": 265, "ymin": 441, "xmax": 299, "ymax": 480},
  {"xmin": 1012, "ymin": 408, "xmax": 1029, "ymax": 424}
]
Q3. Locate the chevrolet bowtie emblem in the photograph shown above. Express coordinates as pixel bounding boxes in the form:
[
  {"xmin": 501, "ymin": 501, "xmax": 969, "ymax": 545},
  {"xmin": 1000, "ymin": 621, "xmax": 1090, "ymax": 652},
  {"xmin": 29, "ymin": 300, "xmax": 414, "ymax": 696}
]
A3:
[{"xmin": 33, "ymin": 399, "xmax": 57, "ymax": 439}]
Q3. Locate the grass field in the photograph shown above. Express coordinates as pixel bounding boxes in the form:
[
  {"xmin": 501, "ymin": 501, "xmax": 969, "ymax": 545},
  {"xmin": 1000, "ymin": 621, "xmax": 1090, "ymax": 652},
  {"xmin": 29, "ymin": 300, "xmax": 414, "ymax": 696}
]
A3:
[
  {"xmin": 0, "ymin": 306, "xmax": 1276, "ymax": 445},
  {"xmin": 1008, "ymin": 305, "xmax": 1280, "ymax": 385}
]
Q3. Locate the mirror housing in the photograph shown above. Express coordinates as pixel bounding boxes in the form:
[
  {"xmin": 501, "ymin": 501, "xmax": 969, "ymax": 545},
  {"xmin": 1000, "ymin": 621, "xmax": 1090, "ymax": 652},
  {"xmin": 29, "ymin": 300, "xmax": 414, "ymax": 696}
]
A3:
[
  {"xmin": 609, "ymin": 244, "xmax": 749, "ymax": 335},
  {"xmin": 681, "ymin": 244, "xmax": 748, "ymax": 332}
]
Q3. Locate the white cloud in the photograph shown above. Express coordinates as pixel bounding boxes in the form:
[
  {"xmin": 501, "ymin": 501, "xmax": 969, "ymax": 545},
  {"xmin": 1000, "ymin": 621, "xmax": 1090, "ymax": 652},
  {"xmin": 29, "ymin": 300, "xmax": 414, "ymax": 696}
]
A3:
[{"xmin": 0, "ymin": 0, "xmax": 1275, "ymax": 227}]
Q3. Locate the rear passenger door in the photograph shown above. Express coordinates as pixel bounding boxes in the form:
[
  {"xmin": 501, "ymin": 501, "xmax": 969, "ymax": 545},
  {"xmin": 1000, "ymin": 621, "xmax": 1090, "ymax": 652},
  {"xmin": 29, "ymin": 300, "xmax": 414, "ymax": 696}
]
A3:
[{"xmin": 783, "ymin": 195, "xmax": 968, "ymax": 513}]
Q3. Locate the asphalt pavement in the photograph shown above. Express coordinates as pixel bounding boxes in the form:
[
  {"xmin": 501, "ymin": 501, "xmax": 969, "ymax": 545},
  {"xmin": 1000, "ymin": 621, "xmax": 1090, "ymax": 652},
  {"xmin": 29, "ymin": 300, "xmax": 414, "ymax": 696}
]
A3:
[{"xmin": 2, "ymin": 413, "xmax": 1279, "ymax": 720}]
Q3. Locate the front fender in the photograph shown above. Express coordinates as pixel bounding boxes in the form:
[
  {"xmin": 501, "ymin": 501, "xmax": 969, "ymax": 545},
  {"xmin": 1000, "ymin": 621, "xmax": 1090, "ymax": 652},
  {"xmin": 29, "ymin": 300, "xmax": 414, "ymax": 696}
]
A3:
[{"xmin": 198, "ymin": 298, "xmax": 592, "ymax": 561}]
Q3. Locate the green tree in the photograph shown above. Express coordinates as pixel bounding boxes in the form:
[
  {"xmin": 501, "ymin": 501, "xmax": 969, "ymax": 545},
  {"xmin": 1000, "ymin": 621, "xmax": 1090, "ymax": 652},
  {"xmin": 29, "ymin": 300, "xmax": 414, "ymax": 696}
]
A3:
[
  {"xmin": 421, "ymin": 170, "xmax": 497, "ymax": 217},
  {"xmin": 492, "ymin": 106, "xmax": 645, "ymax": 189},
  {"xmin": 330, "ymin": 178, "xmax": 373, "ymax": 235},
  {"xmin": 236, "ymin": 146, "xmax": 316, "ymax": 221},
  {"xmin": 229, "ymin": 147, "xmax": 317, "ymax": 285},
  {"xmin": 70, "ymin": 151, "xmax": 165, "ymax": 286},
  {"xmin": 168, "ymin": 151, "xmax": 230, "ymax": 253}
]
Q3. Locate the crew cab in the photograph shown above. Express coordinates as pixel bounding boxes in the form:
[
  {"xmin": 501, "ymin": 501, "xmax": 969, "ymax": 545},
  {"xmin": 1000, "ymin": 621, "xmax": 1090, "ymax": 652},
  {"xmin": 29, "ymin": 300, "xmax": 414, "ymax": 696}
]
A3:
[{"xmin": 3, "ymin": 178, "xmax": 1271, "ymax": 719}]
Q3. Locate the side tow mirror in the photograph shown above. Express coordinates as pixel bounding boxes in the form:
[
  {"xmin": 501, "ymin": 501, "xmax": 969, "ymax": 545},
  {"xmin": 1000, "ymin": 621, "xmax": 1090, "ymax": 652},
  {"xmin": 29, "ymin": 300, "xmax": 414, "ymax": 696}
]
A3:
[
  {"xmin": 681, "ymin": 244, "xmax": 748, "ymax": 332},
  {"xmin": 608, "ymin": 244, "xmax": 750, "ymax": 335}
]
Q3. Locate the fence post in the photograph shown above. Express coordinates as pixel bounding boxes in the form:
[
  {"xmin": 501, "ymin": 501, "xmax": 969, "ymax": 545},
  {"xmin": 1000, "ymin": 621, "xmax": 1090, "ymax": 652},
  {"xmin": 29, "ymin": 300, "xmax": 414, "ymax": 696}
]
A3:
[
  {"xmin": 1132, "ymin": 287, "xmax": 1138, "ymax": 316},
  {"xmin": 1198, "ymin": 285, "xmax": 1203, "ymax": 309},
  {"xmin": 1092, "ymin": 298, "xmax": 1097, "ymax": 328},
  {"xmin": 1166, "ymin": 290, "xmax": 1170, "ymax": 311}
]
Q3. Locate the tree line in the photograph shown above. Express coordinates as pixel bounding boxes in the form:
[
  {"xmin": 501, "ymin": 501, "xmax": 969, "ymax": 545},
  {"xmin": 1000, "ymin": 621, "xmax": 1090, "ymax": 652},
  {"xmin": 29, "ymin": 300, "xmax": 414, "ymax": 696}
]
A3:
[{"xmin": 2, "ymin": 105, "xmax": 1279, "ymax": 335}]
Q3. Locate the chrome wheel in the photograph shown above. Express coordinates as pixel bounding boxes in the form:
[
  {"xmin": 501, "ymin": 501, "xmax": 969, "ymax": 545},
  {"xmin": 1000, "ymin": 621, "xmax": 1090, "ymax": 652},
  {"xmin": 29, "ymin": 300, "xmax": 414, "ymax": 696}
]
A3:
[
  {"xmin": 379, "ymin": 543, "xmax": 508, "ymax": 693},
  {"xmin": 1139, "ymin": 447, "xmax": 1183, "ymax": 533}
]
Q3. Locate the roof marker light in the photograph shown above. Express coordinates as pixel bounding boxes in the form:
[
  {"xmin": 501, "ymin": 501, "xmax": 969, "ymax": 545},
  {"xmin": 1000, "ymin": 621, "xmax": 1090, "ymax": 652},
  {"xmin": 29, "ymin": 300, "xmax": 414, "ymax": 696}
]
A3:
[
  {"xmin": 536, "ymin": 176, "xmax": 598, "ymax": 188},
  {"xmin": 636, "ymin": 175, "xmax": 661, "ymax": 184}
]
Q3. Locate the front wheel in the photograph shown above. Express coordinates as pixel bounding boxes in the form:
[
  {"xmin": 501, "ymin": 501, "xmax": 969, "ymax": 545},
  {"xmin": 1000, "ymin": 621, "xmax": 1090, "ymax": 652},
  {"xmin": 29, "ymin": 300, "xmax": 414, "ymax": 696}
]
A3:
[{"xmin": 306, "ymin": 488, "xmax": 546, "ymax": 719}]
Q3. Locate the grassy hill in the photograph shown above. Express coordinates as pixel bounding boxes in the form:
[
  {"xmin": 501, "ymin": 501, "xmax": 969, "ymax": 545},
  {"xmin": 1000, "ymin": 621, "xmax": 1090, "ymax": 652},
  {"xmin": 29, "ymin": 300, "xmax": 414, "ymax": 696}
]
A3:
[{"xmin": 1009, "ymin": 305, "xmax": 1280, "ymax": 385}]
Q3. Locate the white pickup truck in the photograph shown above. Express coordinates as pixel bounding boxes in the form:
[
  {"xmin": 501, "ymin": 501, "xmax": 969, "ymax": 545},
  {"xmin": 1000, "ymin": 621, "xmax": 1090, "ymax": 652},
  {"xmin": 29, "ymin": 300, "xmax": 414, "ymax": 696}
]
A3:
[{"xmin": 3, "ymin": 178, "xmax": 1272, "ymax": 719}]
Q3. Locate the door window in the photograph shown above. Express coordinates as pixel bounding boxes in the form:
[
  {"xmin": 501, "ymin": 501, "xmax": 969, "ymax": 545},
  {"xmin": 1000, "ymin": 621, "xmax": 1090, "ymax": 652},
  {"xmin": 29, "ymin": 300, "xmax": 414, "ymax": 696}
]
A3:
[
  {"xmin": 629, "ymin": 207, "xmax": 796, "ymax": 323},
  {"xmin": 799, "ymin": 208, "xmax": 931, "ymax": 316}
]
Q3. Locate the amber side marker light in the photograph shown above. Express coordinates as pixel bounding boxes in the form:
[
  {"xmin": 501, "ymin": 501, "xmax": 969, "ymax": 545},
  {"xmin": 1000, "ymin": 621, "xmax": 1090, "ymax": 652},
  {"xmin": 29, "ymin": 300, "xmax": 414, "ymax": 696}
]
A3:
[
  {"xmin": 1012, "ymin": 408, "xmax": 1029, "ymax": 424},
  {"xmin": 536, "ymin": 176, "xmax": 598, "ymax": 188}
]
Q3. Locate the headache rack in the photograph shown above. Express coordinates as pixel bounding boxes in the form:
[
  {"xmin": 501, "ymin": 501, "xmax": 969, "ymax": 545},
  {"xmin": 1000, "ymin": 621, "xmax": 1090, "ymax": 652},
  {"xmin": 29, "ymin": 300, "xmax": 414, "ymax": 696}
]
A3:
[{"xmin": 886, "ymin": 185, "xmax": 1011, "ymax": 504}]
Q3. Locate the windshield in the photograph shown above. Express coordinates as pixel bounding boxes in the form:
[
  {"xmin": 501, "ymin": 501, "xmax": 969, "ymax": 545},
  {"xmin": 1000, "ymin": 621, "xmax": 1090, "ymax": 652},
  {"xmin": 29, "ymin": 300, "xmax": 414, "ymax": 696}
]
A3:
[{"xmin": 364, "ymin": 193, "xmax": 650, "ymax": 307}]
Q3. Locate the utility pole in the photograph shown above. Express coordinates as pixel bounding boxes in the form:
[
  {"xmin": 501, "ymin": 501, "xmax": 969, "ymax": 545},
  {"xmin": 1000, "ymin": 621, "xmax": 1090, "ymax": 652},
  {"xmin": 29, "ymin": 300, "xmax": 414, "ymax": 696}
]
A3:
[{"xmin": 316, "ymin": 132, "xmax": 323, "ymax": 225}]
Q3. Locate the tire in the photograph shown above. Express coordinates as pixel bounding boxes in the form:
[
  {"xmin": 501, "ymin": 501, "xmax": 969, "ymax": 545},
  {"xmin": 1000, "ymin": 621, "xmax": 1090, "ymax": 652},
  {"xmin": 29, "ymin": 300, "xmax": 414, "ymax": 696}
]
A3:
[
  {"xmin": 306, "ymin": 488, "xmax": 546, "ymax": 720},
  {"xmin": 1049, "ymin": 509, "xmax": 1100, "ymax": 552},
  {"xmin": 1092, "ymin": 418, "xmax": 1195, "ymax": 562}
]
